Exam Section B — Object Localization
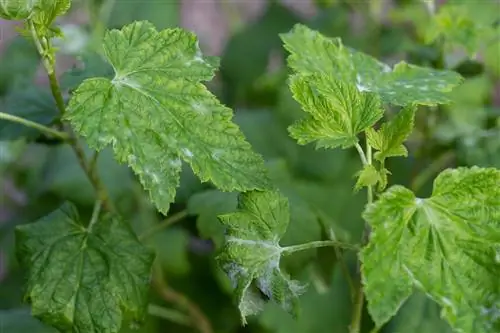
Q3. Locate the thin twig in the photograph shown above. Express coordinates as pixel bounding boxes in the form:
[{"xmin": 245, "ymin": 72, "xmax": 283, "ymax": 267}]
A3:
[
  {"xmin": 29, "ymin": 19, "xmax": 114, "ymax": 212},
  {"xmin": 139, "ymin": 210, "xmax": 188, "ymax": 241},
  {"xmin": 147, "ymin": 304, "xmax": 192, "ymax": 327},
  {"xmin": 152, "ymin": 264, "xmax": 213, "ymax": 333},
  {"xmin": 0, "ymin": 111, "xmax": 69, "ymax": 140}
]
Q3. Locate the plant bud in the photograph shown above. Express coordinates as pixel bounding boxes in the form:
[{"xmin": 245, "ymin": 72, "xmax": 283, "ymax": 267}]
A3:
[{"xmin": 0, "ymin": 0, "xmax": 36, "ymax": 20}]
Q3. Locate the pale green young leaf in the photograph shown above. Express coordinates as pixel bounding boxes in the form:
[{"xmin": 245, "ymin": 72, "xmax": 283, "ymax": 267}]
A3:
[
  {"xmin": 0, "ymin": 0, "xmax": 35, "ymax": 19},
  {"xmin": 366, "ymin": 105, "xmax": 416, "ymax": 162},
  {"xmin": 288, "ymin": 73, "xmax": 383, "ymax": 149},
  {"xmin": 361, "ymin": 167, "xmax": 500, "ymax": 332},
  {"xmin": 217, "ymin": 190, "xmax": 306, "ymax": 324},
  {"xmin": 31, "ymin": 0, "xmax": 71, "ymax": 29},
  {"xmin": 66, "ymin": 21, "xmax": 270, "ymax": 214},
  {"xmin": 354, "ymin": 164, "xmax": 383, "ymax": 192},
  {"xmin": 15, "ymin": 203, "xmax": 155, "ymax": 333},
  {"xmin": 280, "ymin": 24, "xmax": 463, "ymax": 106}
]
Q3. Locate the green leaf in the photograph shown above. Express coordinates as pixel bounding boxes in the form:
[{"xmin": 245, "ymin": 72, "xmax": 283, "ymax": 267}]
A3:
[
  {"xmin": 389, "ymin": 292, "xmax": 453, "ymax": 333},
  {"xmin": 15, "ymin": 202, "xmax": 155, "ymax": 333},
  {"xmin": 65, "ymin": 21, "xmax": 270, "ymax": 214},
  {"xmin": 280, "ymin": 24, "xmax": 463, "ymax": 106},
  {"xmin": 0, "ymin": 0, "xmax": 35, "ymax": 19},
  {"xmin": 354, "ymin": 164, "xmax": 383, "ymax": 191},
  {"xmin": 288, "ymin": 74, "xmax": 383, "ymax": 149},
  {"xmin": 361, "ymin": 167, "xmax": 500, "ymax": 332},
  {"xmin": 31, "ymin": 0, "xmax": 71, "ymax": 29},
  {"xmin": 217, "ymin": 190, "xmax": 306, "ymax": 324},
  {"xmin": 366, "ymin": 105, "xmax": 416, "ymax": 162}
]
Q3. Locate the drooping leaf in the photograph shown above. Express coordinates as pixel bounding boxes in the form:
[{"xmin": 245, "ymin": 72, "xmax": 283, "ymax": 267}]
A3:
[
  {"xmin": 217, "ymin": 190, "xmax": 306, "ymax": 324},
  {"xmin": 65, "ymin": 21, "xmax": 271, "ymax": 214},
  {"xmin": 361, "ymin": 167, "xmax": 500, "ymax": 332},
  {"xmin": 15, "ymin": 202, "xmax": 155, "ymax": 333},
  {"xmin": 280, "ymin": 24, "xmax": 463, "ymax": 106},
  {"xmin": 366, "ymin": 104, "xmax": 416, "ymax": 162},
  {"xmin": 288, "ymin": 73, "xmax": 384, "ymax": 149}
]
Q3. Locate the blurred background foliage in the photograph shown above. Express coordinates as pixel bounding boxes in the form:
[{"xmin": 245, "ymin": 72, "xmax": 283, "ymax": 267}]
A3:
[{"xmin": 0, "ymin": 0, "xmax": 499, "ymax": 332}]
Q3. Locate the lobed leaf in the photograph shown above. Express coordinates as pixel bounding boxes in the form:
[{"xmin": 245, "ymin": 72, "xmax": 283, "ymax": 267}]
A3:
[
  {"xmin": 66, "ymin": 21, "xmax": 270, "ymax": 214},
  {"xmin": 361, "ymin": 167, "xmax": 500, "ymax": 332},
  {"xmin": 280, "ymin": 24, "xmax": 463, "ymax": 106},
  {"xmin": 366, "ymin": 104, "xmax": 416, "ymax": 163},
  {"xmin": 288, "ymin": 73, "xmax": 383, "ymax": 149},
  {"xmin": 15, "ymin": 203, "xmax": 155, "ymax": 333},
  {"xmin": 217, "ymin": 190, "xmax": 306, "ymax": 324}
]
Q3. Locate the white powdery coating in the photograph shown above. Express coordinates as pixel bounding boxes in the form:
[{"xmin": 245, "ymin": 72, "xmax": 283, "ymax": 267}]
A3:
[
  {"xmin": 356, "ymin": 74, "xmax": 371, "ymax": 92},
  {"xmin": 181, "ymin": 148, "xmax": 194, "ymax": 158},
  {"xmin": 191, "ymin": 102, "xmax": 210, "ymax": 115}
]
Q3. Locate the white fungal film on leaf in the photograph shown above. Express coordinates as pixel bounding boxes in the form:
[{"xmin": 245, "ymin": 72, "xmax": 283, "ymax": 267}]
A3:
[{"xmin": 65, "ymin": 21, "xmax": 271, "ymax": 214}]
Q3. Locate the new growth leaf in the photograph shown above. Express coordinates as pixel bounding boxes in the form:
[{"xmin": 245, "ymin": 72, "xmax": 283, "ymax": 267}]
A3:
[
  {"xmin": 66, "ymin": 21, "xmax": 271, "ymax": 214},
  {"xmin": 288, "ymin": 74, "xmax": 383, "ymax": 149},
  {"xmin": 15, "ymin": 202, "xmax": 155, "ymax": 333}
]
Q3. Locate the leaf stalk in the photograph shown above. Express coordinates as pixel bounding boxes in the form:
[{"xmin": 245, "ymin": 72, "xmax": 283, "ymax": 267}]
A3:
[
  {"xmin": 282, "ymin": 240, "xmax": 358, "ymax": 255},
  {"xmin": 0, "ymin": 111, "xmax": 69, "ymax": 140}
]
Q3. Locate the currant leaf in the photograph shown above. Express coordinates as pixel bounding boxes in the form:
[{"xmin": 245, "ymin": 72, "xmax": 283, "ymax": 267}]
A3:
[
  {"xmin": 288, "ymin": 73, "xmax": 383, "ymax": 149},
  {"xmin": 366, "ymin": 104, "xmax": 416, "ymax": 163},
  {"xmin": 65, "ymin": 21, "xmax": 270, "ymax": 214},
  {"xmin": 280, "ymin": 24, "xmax": 463, "ymax": 106},
  {"xmin": 361, "ymin": 167, "xmax": 500, "ymax": 332},
  {"xmin": 15, "ymin": 202, "xmax": 155, "ymax": 333},
  {"xmin": 217, "ymin": 190, "xmax": 306, "ymax": 324}
]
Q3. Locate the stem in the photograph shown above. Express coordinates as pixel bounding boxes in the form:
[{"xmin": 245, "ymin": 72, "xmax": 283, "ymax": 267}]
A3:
[
  {"xmin": 139, "ymin": 210, "xmax": 188, "ymax": 241},
  {"xmin": 282, "ymin": 240, "xmax": 358, "ymax": 256},
  {"xmin": 88, "ymin": 200, "xmax": 102, "ymax": 233},
  {"xmin": 152, "ymin": 264, "xmax": 213, "ymax": 333},
  {"xmin": 354, "ymin": 143, "xmax": 368, "ymax": 166},
  {"xmin": 350, "ymin": 141, "xmax": 374, "ymax": 333},
  {"xmin": 147, "ymin": 304, "xmax": 192, "ymax": 327},
  {"xmin": 29, "ymin": 20, "xmax": 114, "ymax": 212},
  {"xmin": 0, "ymin": 112, "xmax": 69, "ymax": 140}
]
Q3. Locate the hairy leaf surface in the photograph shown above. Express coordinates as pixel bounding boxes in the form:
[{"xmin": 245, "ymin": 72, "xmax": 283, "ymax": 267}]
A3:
[
  {"xmin": 217, "ymin": 190, "xmax": 306, "ymax": 324},
  {"xmin": 366, "ymin": 105, "xmax": 416, "ymax": 162},
  {"xmin": 281, "ymin": 24, "xmax": 463, "ymax": 106},
  {"xmin": 288, "ymin": 74, "xmax": 383, "ymax": 149},
  {"xmin": 66, "ymin": 21, "xmax": 270, "ymax": 214},
  {"xmin": 361, "ymin": 167, "xmax": 500, "ymax": 332},
  {"xmin": 15, "ymin": 203, "xmax": 155, "ymax": 333}
]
